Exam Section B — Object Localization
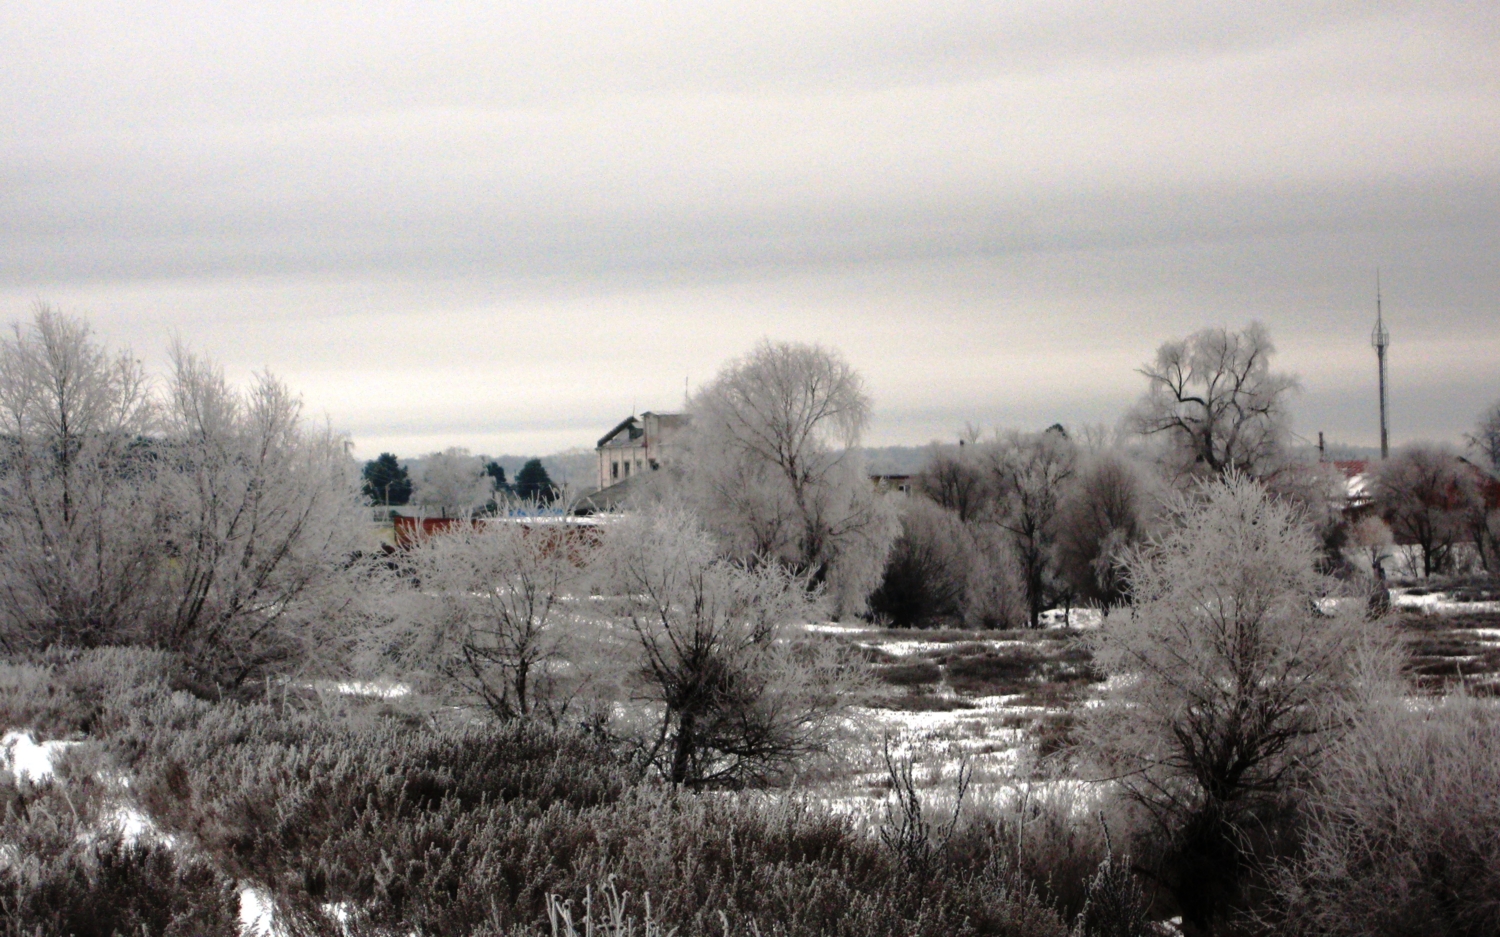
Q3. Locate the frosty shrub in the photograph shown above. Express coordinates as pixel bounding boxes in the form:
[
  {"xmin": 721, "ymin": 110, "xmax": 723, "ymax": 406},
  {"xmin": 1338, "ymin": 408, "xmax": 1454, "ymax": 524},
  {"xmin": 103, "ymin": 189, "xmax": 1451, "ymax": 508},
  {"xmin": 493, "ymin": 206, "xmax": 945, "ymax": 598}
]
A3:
[
  {"xmin": 606, "ymin": 507, "xmax": 865, "ymax": 787},
  {"xmin": 158, "ymin": 345, "xmax": 368, "ymax": 684},
  {"xmin": 390, "ymin": 513, "xmax": 592, "ymax": 722},
  {"xmin": 1084, "ymin": 474, "xmax": 1372, "ymax": 933},
  {"xmin": 101, "ymin": 689, "xmax": 1073, "ymax": 937},
  {"xmin": 868, "ymin": 498, "xmax": 971, "ymax": 627},
  {"xmin": 0, "ymin": 308, "xmax": 369, "ymax": 684},
  {"xmin": 0, "ymin": 806, "xmax": 240, "ymax": 937},
  {"xmin": 1055, "ymin": 451, "xmax": 1157, "ymax": 610},
  {"xmin": 0, "ymin": 646, "xmax": 178, "ymax": 739},
  {"xmin": 1277, "ymin": 691, "xmax": 1500, "ymax": 937}
]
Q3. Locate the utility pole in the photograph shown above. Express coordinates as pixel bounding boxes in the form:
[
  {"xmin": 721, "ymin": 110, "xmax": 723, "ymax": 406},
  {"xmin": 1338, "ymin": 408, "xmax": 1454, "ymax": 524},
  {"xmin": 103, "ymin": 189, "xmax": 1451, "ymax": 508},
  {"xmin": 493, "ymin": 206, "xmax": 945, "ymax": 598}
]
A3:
[{"xmin": 1371, "ymin": 271, "xmax": 1390, "ymax": 460}]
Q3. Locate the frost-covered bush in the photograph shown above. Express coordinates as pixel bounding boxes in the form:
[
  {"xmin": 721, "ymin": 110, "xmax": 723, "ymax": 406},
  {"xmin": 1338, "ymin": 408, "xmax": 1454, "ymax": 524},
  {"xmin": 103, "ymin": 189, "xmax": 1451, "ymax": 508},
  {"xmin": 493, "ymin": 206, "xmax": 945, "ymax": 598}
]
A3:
[
  {"xmin": 605, "ymin": 508, "xmax": 866, "ymax": 787},
  {"xmin": 1278, "ymin": 691, "xmax": 1500, "ymax": 937},
  {"xmin": 384, "ymin": 516, "xmax": 594, "ymax": 723},
  {"xmin": 0, "ymin": 753, "xmax": 239, "ymax": 936},
  {"xmin": 0, "ymin": 308, "xmax": 369, "ymax": 684},
  {"xmin": 0, "ymin": 646, "xmax": 178, "ymax": 738},
  {"xmin": 868, "ymin": 499, "xmax": 971, "ymax": 627},
  {"xmin": 102, "ymin": 690, "xmax": 1072, "ymax": 937},
  {"xmin": 1083, "ymin": 475, "xmax": 1376, "ymax": 932}
]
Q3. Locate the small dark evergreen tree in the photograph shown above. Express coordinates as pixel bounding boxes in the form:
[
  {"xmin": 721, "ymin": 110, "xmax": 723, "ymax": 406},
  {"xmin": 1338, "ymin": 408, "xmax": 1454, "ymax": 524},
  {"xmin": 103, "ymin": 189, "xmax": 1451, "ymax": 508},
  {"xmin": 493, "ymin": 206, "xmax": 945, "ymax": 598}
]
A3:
[
  {"xmin": 513, "ymin": 458, "xmax": 556, "ymax": 505},
  {"xmin": 362, "ymin": 453, "xmax": 412, "ymax": 506},
  {"xmin": 484, "ymin": 460, "xmax": 510, "ymax": 496}
]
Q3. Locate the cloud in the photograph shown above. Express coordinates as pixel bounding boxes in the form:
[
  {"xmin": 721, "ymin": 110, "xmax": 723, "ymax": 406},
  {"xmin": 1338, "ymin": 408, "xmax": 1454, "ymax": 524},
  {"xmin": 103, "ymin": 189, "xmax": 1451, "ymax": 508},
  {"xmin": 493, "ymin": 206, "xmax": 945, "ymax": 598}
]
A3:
[{"xmin": 1, "ymin": 2, "xmax": 1495, "ymax": 455}]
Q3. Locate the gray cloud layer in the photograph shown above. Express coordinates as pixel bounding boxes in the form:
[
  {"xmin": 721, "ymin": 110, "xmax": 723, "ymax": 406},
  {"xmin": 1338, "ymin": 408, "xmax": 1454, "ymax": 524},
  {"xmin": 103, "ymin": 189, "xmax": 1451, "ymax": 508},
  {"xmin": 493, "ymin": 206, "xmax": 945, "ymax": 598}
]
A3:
[{"xmin": 3, "ymin": 2, "xmax": 1496, "ymax": 456}]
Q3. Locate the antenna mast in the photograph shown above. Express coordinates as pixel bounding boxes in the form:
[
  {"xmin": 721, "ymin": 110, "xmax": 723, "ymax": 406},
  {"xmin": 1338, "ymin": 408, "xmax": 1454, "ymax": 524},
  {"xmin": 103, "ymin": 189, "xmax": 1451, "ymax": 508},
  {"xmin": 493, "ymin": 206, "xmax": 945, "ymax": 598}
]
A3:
[{"xmin": 1371, "ymin": 270, "xmax": 1390, "ymax": 459}]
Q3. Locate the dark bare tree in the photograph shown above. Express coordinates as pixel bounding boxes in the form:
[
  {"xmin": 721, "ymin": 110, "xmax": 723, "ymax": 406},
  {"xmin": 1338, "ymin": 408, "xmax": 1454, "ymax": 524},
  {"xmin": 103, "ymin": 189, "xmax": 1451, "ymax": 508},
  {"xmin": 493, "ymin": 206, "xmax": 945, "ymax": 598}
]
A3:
[
  {"xmin": 1372, "ymin": 445, "xmax": 1473, "ymax": 577},
  {"xmin": 1131, "ymin": 322, "xmax": 1298, "ymax": 482},
  {"xmin": 1469, "ymin": 399, "xmax": 1500, "ymax": 474},
  {"xmin": 915, "ymin": 444, "xmax": 990, "ymax": 523}
]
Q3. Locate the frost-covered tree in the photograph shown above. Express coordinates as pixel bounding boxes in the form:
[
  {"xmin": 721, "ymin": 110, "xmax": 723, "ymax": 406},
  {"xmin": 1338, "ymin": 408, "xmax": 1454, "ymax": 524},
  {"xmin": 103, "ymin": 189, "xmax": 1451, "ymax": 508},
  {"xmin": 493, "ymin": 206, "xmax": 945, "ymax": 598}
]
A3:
[
  {"xmin": 1084, "ymin": 475, "xmax": 1370, "ymax": 933},
  {"xmin": 1470, "ymin": 399, "xmax": 1500, "ymax": 474},
  {"xmin": 0, "ymin": 306, "xmax": 161, "ymax": 650},
  {"xmin": 1131, "ymin": 322, "xmax": 1298, "ymax": 482},
  {"xmin": 980, "ymin": 429, "xmax": 1077, "ymax": 628},
  {"xmin": 394, "ymin": 515, "xmax": 585, "ymax": 721},
  {"xmin": 684, "ymin": 341, "xmax": 898, "ymax": 617},
  {"xmin": 1054, "ymin": 451, "xmax": 1155, "ymax": 610},
  {"xmin": 412, "ymin": 447, "xmax": 490, "ymax": 518},
  {"xmin": 0, "ymin": 308, "xmax": 367, "ymax": 683},
  {"xmin": 158, "ymin": 346, "xmax": 366, "ymax": 683},
  {"xmin": 607, "ymin": 508, "xmax": 863, "ymax": 787},
  {"xmin": 1372, "ymin": 445, "xmax": 1472, "ymax": 577}
]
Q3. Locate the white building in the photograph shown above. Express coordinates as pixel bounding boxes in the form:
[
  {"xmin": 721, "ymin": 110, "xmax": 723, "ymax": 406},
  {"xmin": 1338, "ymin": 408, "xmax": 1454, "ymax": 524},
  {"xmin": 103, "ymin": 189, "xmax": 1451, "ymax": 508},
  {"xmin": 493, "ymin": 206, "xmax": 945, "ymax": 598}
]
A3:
[{"xmin": 594, "ymin": 411, "xmax": 688, "ymax": 492}]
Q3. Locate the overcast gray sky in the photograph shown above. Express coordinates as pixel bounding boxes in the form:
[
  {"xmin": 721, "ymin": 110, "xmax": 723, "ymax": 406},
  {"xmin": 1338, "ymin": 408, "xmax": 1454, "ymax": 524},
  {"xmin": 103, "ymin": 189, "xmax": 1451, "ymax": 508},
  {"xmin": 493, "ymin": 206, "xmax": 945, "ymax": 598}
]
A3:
[{"xmin": 3, "ymin": 2, "xmax": 1496, "ymax": 458}]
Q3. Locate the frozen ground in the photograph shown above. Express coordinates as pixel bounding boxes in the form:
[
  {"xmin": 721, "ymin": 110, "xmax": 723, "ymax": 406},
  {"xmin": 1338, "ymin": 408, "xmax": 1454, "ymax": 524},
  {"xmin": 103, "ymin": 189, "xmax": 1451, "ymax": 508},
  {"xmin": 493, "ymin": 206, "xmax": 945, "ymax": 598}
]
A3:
[{"xmin": 793, "ymin": 622, "xmax": 1108, "ymax": 822}]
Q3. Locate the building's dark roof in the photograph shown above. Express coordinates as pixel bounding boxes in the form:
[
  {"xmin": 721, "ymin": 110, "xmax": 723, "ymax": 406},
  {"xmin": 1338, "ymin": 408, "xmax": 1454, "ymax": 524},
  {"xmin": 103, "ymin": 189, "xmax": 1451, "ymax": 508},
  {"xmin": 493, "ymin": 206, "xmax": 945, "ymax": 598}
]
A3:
[
  {"xmin": 595, "ymin": 411, "xmax": 687, "ymax": 449},
  {"xmin": 597, "ymin": 416, "xmax": 643, "ymax": 449}
]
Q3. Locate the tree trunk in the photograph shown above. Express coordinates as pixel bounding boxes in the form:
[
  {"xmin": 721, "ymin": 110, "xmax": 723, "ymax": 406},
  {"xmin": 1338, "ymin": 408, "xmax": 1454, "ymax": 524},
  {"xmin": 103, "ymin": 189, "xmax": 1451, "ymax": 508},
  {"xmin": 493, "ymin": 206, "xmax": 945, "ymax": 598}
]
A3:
[{"xmin": 669, "ymin": 711, "xmax": 696, "ymax": 786}]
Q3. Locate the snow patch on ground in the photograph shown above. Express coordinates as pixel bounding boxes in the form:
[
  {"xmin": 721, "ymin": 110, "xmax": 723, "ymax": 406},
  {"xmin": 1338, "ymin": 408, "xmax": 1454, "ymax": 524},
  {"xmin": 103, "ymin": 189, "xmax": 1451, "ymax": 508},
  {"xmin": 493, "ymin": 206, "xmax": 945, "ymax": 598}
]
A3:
[
  {"xmin": 240, "ymin": 885, "xmax": 279, "ymax": 936},
  {"xmin": 98, "ymin": 804, "xmax": 174, "ymax": 847},
  {"xmin": 1, "ymin": 731, "xmax": 80, "ymax": 784},
  {"xmin": 1039, "ymin": 608, "xmax": 1103, "ymax": 628},
  {"xmin": 803, "ymin": 622, "xmax": 870, "ymax": 634},
  {"xmin": 861, "ymin": 639, "xmax": 1031, "ymax": 658},
  {"xmin": 332, "ymin": 681, "xmax": 411, "ymax": 699}
]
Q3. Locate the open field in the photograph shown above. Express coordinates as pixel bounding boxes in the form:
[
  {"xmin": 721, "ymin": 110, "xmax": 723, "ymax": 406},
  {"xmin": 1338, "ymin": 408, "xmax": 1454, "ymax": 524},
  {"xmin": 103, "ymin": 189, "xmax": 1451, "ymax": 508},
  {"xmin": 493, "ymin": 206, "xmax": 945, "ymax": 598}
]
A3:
[
  {"xmin": 798, "ymin": 620, "xmax": 1107, "ymax": 820},
  {"xmin": 806, "ymin": 582, "xmax": 1500, "ymax": 821}
]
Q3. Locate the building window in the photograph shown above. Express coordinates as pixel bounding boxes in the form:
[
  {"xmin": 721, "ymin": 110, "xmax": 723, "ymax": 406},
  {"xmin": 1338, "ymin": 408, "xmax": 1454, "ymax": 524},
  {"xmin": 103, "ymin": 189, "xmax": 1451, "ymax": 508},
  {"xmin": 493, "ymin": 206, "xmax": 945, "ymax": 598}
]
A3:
[{"xmin": 611, "ymin": 462, "xmax": 618, "ymax": 480}]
